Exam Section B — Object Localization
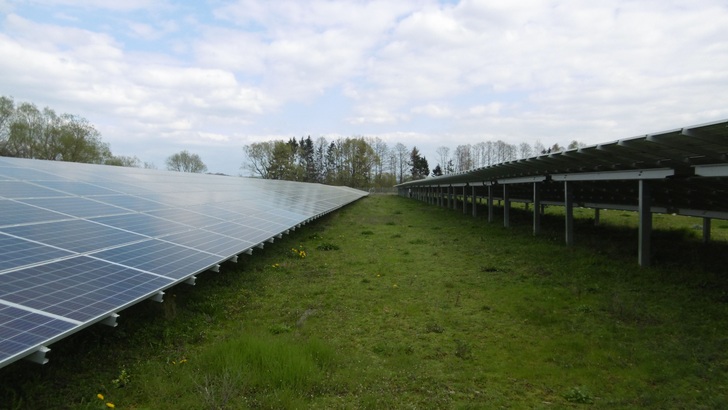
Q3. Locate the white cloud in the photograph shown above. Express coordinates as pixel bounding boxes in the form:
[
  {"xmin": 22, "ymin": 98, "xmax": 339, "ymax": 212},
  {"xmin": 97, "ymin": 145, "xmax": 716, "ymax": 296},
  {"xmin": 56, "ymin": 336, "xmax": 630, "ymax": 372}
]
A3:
[
  {"xmin": 411, "ymin": 103, "xmax": 452, "ymax": 118},
  {"xmin": 1, "ymin": 0, "xmax": 728, "ymax": 175}
]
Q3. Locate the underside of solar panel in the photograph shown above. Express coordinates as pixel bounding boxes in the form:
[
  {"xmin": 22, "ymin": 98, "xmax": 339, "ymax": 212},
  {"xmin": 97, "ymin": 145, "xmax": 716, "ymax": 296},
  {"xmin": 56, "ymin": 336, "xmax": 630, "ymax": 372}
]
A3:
[{"xmin": 0, "ymin": 157, "xmax": 368, "ymax": 369}]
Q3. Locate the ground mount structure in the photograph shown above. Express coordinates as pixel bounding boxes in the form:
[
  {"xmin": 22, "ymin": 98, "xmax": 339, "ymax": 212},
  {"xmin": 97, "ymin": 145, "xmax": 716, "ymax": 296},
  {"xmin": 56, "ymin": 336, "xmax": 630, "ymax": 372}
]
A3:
[{"xmin": 397, "ymin": 119, "xmax": 728, "ymax": 266}]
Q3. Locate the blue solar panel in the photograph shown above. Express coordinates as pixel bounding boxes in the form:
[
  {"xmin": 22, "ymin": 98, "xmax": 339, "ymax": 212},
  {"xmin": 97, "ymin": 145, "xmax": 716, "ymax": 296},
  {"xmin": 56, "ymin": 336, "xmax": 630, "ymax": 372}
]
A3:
[
  {"xmin": 159, "ymin": 230, "xmax": 255, "ymax": 258},
  {"xmin": 89, "ymin": 195, "xmax": 166, "ymax": 212},
  {"xmin": 0, "ymin": 305, "xmax": 76, "ymax": 364},
  {"xmin": 32, "ymin": 181, "xmax": 120, "ymax": 196},
  {"xmin": 0, "ymin": 200, "xmax": 69, "ymax": 227},
  {"xmin": 0, "ymin": 219, "xmax": 147, "ymax": 253},
  {"xmin": 0, "ymin": 181, "xmax": 69, "ymax": 199},
  {"xmin": 19, "ymin": 197, "xmax": 130, "ymax": 218},
  {"xmin": 145, "ymin": 208, "xmax": 224, "ymax": 228},
  {"xmin": 89, "ymin": 240, "xmax": 223, "ymax": 280},
  {"xmin": 0, "ymin": 156, "xmax": 367, "ymax": 369},
  {"xmin": 90, "ymin": 213, "xmax": 191, "ymax": 238},
  {"xmin": 0, "ymin": 256, "xmax": 172, "ymax": 322},
  {"xmin": 0, "ymin": 234, "xmax": 73, "ymax": 272}
]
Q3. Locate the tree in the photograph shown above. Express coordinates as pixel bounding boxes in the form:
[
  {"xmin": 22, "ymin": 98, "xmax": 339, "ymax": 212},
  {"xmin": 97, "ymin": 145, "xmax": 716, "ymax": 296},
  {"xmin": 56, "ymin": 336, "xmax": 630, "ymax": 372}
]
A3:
[
  {"xmin": 105, "ymin": 155, "xmax": 142, "ymax": 167},
  {"xmin": 567, "ymin": 140, "xmax": 586, "ymax": 150},
  {"xmin": 454, "ymin": 144, "xmax": 473, "ymax": 171},
  {"xmin": 432, "ymin": 164, "xmax": 443, "ymax": 177},
  {"xmin": 0, "ymin": 96, "xmax": 14, "ymax": 151},
  {"xmin": 166, "ymin": 150, "xmax": 207, "ymax": 173},
  {"xmin": 3, "ymin": 99, "xmax": 110, "ymax": 163},
  {"xmin": 409, "ymin": 146, "xmax": 429, "ymax": 180},
  {"xmin": 242, "ymin": 141, "xmax": 274, "ymax": 178},
  {"xmin": 298, "ymin": 136, "xmax": 317, "ymax": 182},
  {"xmin": 445, "ymin": 159, "xmax": 455, "ymax": 174},
  {"xmin": 436, "ymin": 146, "xmax": 450, "ymax": 172},
  {"xmin": 393, "ymin": 143, "xmax": 409, "ymax": 184},
  {"xmin": 519, "ymin": 142, "xmax": 533, "ymax": 159},
  {"xmin": 268, "ymin": 140, "xmax": 301, "ymax": 180},
  {"xmin": 533, "ymin": 140, "xmax": 546, "ymax": 155}
]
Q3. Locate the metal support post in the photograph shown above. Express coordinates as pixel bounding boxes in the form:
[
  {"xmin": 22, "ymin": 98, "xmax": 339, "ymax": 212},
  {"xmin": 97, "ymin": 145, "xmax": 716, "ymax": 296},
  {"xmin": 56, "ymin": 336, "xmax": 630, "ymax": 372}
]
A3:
[
  {"xmin": 463, "ymin": 186, "xmax": 468, "ymax": 214},
  {"xmin": 703, "ymin": 217, "xmax": 712, "ymax": 243},
  {"xmin": 638, "ymin": 180, "xmax": 652, "ymax": 266},
  {"xmin": 472, "ymin": 186, "xmax": 478, "ymax": 217},
  {"xmin": 533, "ymin": 182, "xmax": 541, "ymax": 236},
  {"xmin": 503, "ymin": 184, "xmax": 510, "ymax": 228},
  {"xmin": 488, "ymin": 185, "xmax": 494, "ymax": 223},
  {"xmin": 565, "ymin": 181, "xmax": 574, "ymax": 246}
]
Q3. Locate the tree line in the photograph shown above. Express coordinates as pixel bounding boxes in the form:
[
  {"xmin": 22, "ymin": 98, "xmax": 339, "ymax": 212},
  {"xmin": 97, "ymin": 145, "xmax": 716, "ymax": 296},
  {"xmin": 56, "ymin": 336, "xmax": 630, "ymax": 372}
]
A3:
[
  {"xmin": 0, "ymin": 95, "xmax": 207, "ymax": 172},
  {"xmin": 242, "ymin": 137, "xmax": 585, "ymax": 189}
]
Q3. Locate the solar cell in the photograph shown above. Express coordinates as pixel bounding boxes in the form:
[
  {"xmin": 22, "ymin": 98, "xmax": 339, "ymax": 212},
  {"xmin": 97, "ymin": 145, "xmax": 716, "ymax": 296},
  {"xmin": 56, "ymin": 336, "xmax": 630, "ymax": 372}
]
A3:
[
  {"xmin": 145, "ymin": 208, "xmax": 224, "ymax": 228},
  {"xmin": 0, "ymin": 181, "xmax": 69, "ymax": 199},
  {"xmin": 0, "ymin": 200, "xmax": 69, "ymax": 227},
  {"xmin": 0, "ymin": 219, "xmax": 147, "ymax": 253},
  {"xmin": 19, "ymin": 197, "xmax": 131, "ymax": 218},
  {"xmin": 0, "ymin": 256, "xmax": 172, "ymax": 322},
  {"xmin": 32, "ymin": 181, "xmax": 120, "ymax": 196},
  {"xmin": 204, "ymin": 221, "xmax": 275, "ymax": 244},
  {"xmin": 159, "ymin": 229, "xmax": 255, "ymax": 258},
  {"xmin": 89, "ymin": 195, "xmax": 167, "ymax": 212},
  {"xmin": 89, "ymin": 240, "xmax": 222, "ymax": 280},
  {"xmin": 90, "ymin": 213, "xmax": 192, "ymax": 238},
  {"xmin": 0, "ymin": 234, "xmax": 73, "ymax": 272},
  {"xmin": 0, "ymin": 167, "xmax": 67, "ymax": 181},
  {"xmin": 0, "ymin": 305, "xmax": 77, "ymax": 364}
]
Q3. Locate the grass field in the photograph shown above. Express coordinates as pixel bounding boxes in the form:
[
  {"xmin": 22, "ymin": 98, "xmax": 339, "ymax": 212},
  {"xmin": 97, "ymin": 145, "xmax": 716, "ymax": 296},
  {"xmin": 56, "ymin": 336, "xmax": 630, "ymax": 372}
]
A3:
[{"xmin": 2, "ymin": 195, "xmax": 728, "ymax": 409}]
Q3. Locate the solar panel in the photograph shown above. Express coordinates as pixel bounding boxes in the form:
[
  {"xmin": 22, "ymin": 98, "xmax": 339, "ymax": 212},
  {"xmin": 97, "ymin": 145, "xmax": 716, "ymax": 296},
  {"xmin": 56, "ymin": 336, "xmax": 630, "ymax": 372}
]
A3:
[{"xmin": 0, "ymin": 157, "xmax": 367, "ymax": 368}]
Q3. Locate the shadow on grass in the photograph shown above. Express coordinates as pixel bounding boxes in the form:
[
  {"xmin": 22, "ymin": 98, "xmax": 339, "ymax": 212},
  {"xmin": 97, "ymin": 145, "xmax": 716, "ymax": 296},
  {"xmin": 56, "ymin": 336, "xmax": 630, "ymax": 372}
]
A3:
[{"xmin": 471, "ymin": 202, "xmax": 728, "ymax": 290}]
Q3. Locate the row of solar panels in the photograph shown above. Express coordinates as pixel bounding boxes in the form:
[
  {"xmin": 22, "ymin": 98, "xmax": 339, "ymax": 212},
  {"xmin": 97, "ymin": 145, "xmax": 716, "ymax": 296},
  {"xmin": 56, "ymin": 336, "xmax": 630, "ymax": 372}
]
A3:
[
  {"xmin": 0, "ymin": 157, "xmax": 367, "ymax": 368},
  {"xmin": 396, "ymin": 119, "xmax": 728, "ymax": 217}
]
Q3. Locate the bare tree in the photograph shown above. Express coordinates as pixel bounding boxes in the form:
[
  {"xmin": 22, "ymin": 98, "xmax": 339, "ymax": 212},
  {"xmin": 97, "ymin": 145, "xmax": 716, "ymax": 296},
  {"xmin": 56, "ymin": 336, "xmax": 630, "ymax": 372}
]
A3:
[
  {"xmin": 454, "ymin": 144, "xmax": 473, "ymax": 172},
  {"xmin": 519, "ymin": 142, "xmax": 533, "ymax": 159},
  {"xmin": 436, "ymin": 146, "xmax": 450, "ymax": 173},
  {"xmin": 394, "ymin": 143, "xmax": 409, "ymax": 183},
  {"xmin": 242, "ymin": 141, "xmax": 274, "ymax": 178},
  {"xmin": 533, "ymin": 140, "xmax": 546, "ymax": 155}
]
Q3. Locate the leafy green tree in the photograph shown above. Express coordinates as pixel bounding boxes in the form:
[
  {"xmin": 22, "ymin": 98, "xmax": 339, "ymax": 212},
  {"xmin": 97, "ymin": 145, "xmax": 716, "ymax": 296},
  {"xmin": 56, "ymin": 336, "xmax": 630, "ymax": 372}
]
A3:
[
  {"xmin": 432, "ymin": 164, "xmax": 443, "ymax": 177},
  {"xmin": 0, "ymin": 96, "xmax": 14, "ymax": 151},
  {"xmin": 3, "ymin": 99, "xmax": 110, "ymax": 163},
  {"xmin": 105, "ymin": 155, "xmax": 142, "ymax": 167},
  {"xmin": 409, "ymin": 146, "xmax": 429, "ymax": 180},
  {"xmin": 166, "ymin": 150, "xmax": 207, "ymax": 173},
  {"xmin": 268, "ymin": 140, "xmax": 302, "ymax": 180}
]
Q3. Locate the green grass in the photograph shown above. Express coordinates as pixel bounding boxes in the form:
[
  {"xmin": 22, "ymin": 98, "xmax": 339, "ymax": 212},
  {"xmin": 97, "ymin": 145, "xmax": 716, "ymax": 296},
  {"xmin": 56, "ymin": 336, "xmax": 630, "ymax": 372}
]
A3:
[{"xmin": 2, "ymin": 195, "xmax": 728, "ymax": 409}]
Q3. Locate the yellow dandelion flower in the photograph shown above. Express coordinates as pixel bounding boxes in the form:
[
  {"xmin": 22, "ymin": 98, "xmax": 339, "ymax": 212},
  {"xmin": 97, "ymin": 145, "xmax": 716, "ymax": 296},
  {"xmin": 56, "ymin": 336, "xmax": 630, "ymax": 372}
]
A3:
[
  {"xmin": 97, "ymin": 393, "xmax": 104, "ymax": 400},
  {"xmin": 106, "ymin": 403, "xmax": 115, "ymax": 408},
  {"xmin": 179, "ymin": 359, "xmax": 188, "ymax": 364}
]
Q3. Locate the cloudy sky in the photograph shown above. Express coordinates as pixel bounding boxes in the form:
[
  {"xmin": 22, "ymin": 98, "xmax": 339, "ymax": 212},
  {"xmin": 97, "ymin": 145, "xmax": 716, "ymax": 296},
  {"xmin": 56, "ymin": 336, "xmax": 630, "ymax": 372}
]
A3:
[{"xmin": 1, "ymin": 0, "xmax": 727, "ymax": 175}]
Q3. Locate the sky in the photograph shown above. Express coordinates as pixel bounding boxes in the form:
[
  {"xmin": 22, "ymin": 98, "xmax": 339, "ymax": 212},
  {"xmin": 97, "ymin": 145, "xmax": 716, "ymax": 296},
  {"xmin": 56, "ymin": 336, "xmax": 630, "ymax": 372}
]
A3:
[{"xmin": 1, "ymin": 0, "xmax": 727, "ymax": 176}]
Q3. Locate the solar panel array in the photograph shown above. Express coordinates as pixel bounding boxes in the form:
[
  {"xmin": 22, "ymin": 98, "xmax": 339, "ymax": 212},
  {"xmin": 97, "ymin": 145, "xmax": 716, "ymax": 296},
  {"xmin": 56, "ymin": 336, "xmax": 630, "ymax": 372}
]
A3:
[
  {"xmin": 0, "ymin": 157, "xmax": 367, "ymax": 368},
  {"xmin": 397, "ymin": 118, "xmax": 728, "ymax": 217}
]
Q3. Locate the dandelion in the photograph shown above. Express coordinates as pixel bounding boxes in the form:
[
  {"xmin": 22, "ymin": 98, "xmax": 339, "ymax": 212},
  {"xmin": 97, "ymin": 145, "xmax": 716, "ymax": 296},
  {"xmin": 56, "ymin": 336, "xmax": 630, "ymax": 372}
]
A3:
[
  {"xmin": 97, "ymin": 393, "xmax": 104, "ymax": 400},
  {"xmin": 179, "ymin": 359, "xmax": 188, "ymax": 364},
  {"xmin": 106, "ymin": 403, "xmax": 115, "ymax": 408}
]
